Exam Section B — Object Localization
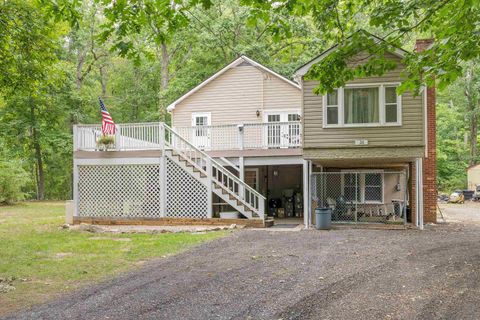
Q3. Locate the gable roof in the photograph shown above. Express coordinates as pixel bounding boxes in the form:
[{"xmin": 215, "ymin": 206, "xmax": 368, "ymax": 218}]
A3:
[
  {"xmin": 467, "ymin": 163, "xmax": 480, "ymax": 171},
  {"xmin": 167, "ymin": 55, "xmax": 301, "ymax": 112},
  {"xmin": 294, "ymin": 31, "xmax": 409, "ymax": 77}
]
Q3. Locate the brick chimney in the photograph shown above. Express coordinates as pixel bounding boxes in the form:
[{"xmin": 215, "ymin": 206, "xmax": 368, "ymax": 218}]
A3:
[{"xmin": 415, "ymin": 39, "xmax": 437, "ymax": 223}]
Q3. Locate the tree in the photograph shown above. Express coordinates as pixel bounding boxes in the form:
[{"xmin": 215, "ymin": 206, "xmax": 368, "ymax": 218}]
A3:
[
  {"xmin": 242, "ymin": 0, "xmax": 480, "ymax": 94},
  {"xmin": 463, "ymin": 62, "xmax": 480, "ymax": 166},
  {"xmin": 0, "ymin": 0, "xmax": 68, "ymax": 200}
]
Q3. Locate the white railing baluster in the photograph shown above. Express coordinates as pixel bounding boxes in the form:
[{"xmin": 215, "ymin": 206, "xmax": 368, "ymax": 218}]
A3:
[
  {"xmin": 162, "ymin": 124, "xmax": 265, "ymax": 219},
  {"xmin": 74, "ymin": 122, "xmax": 300, "ymax": 151}
]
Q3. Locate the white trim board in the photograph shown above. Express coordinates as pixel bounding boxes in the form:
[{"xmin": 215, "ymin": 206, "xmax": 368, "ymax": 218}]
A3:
[
  {"xmin": 74, "ymin": 158, "xmax": 162, "ymax": 166},
  {"xmin": 167, "ymin": 55, "xmax": 300, "ymax": 112},
  {"xmin": 222, "ymin": 156, "xmax": 304, "ymax": 166},
  {"xmin": 322, "ymin": 83, "xmax": 402, "ymax": 128}
]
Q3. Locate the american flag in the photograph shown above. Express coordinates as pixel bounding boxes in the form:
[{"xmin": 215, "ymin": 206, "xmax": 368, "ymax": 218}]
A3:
[{"xmin": 99, "ymin": 98, "xmax": 116, "ymax": 135}]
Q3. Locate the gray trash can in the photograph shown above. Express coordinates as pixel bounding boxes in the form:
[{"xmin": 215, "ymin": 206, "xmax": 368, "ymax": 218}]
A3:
[{"xmin": 315, "ymin": 207, "xmax": 332, "ymax": 230}]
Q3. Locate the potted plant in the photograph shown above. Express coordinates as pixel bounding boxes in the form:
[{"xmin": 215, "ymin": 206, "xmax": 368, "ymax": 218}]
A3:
[{"xmin": 96, "ymin": 135, "xmax": 115, "ymax": 151}]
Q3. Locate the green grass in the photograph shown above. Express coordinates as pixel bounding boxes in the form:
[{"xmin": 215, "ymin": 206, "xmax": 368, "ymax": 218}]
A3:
[{"xmin": 0, "ymin": 201, "xmax": 227, "ymax": 314}]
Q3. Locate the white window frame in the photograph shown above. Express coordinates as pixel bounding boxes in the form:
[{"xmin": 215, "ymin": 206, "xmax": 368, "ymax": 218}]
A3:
[
  {"xmin": 244, "ymin": 168, "xmax": 260, "ymax": 191},
  {"xmin": 322, "ymin": 83, "xmax": 402, "ymax": 128},
  {"xmin": 340, "ymin": 170, "xmax": 384, "ymax": 204},
  {"xmin": 263, "ymin": 110, "xmax": 301, "ymax": 123},
  {"xmin": 191, "ymin": 112, "xmax": 211, "ymax": 127},
  {"xmin": 263, "ymin": 110, "xmax": 301, "ymax": 148},
  {"xmin": 191, "ymin": 112, "xmax": 211, "ymax": 149}
]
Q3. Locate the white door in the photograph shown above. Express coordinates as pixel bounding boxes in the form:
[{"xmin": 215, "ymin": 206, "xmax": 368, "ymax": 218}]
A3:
[
  {"xmin": 191, "ymin": 113, "xmax": 211, "ymax": 149},
  {"xmin": 265, "ymin": 111, "xmax": 300, "ymax": 148},
  {"xmin": 266, "ymin": 114, "xmax": 281, "ymax": 148}
]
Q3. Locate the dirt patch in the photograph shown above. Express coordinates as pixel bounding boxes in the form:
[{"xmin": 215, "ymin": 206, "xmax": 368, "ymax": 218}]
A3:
[
  {"xmin": 89, "ymin": 237, "xmax": 132, "ymax": 242},
  {"xmin": 439, "ymin": 202, "xmax": 480, "ymax": 224},
  {"xmin": 67, "ymin": 223, "xmax": 241, "ymax": 234}
]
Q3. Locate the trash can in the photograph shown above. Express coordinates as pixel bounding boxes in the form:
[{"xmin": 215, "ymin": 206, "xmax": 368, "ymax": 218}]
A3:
[{"xmin": 315, "ymin": 207, "xmax": 332, "ymax": 230}]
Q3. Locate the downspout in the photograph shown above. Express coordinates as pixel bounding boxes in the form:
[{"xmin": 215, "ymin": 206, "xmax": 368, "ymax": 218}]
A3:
[{"xmin": 423, "ymin": 86, "xmax": 428, "ymax": 158}]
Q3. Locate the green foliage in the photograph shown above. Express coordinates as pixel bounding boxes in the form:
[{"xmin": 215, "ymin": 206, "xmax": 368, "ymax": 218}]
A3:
[
  {"xmin": 436, "ymin": 103, "xmax": 468, "ymax": 192},
  {"xmin": 242, "ymin": 0, "xmax": 480, "ymax": 94},
  {"xmin": 0, "ymin": 160, "xmax": 29, "ymax": 204},
  {"xmin": 1, "ymin": 0, "xmax": 480, "ymax": 199}
]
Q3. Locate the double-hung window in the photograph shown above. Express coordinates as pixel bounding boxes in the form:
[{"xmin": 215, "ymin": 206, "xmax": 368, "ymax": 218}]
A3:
[
  {"xmin": 324, "ymin": 84, "xmax": 401, "ymax": 127},
  {"xmin": 325, "ymin": 90, "xmax": 339, "ymax": 125},
  {"xmin": 341, "ymin": 171, "xmax": 384, "ymax": 203}
]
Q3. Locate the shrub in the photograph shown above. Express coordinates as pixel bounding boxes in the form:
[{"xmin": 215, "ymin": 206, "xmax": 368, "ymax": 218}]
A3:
[
  {"xmin": 96, "ymin": 135, "xmax": 115, "ymax": 150},
  {"xmin": 0, "ymin": 160, "xmax": 29, "ymax": 204}
]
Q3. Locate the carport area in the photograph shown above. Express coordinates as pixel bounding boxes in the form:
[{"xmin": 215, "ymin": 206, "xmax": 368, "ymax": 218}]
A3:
[{"xmin": 9, "ymin": 206, "xmax": 480, "ymax": 320}]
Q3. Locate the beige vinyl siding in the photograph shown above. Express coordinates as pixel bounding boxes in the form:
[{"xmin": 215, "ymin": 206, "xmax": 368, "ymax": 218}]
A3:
[
  {"xmin": 172, "ymin": 65, "xmax": 301, "ymax": 127},
  {"xmin": 263, "ymin": 73, "xmax": 301, "ymax": 111},
  {"xmin": 303, "ymin": 52, "xmax": 425, "ymax": 152}
]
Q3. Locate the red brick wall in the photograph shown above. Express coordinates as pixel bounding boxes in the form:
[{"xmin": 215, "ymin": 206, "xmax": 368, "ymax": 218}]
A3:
[
  {"xmin": 415, "ymin": 39, "xmax": 437, "ymax": 223},
  {"xmin": 409, "ymin": 162, "xmax": 417, "ymax": 226}
]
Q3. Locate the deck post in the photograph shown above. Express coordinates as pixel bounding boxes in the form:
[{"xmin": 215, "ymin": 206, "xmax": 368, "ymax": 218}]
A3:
[
  {"xmin": 206, "ymin": 158, "xmax": 213, "ymax": 218},
  {"xmin": 73, "ymin": 125, "xmax": 78, "ymax": 151},
  {"xmin": 114, "ymin": 125, "xmax": 121, "ymax": 151},
  {"xmin": 239, "ymin": 156, "xmax": 245, "ymax": 198},
  {"xmin": 159, "ymin": 123, "xmax": 166, "ymax": 217},
  {"xmin": 303, "ymin": 159, "xmax": 309, "ymax": 228},
  {"xmin": 73, "ymin": 159, "xmax": 79, "ymax": 218},
  {"xmin": 238, "ymin": 124, "xmax": 244, "ymax": 150}
]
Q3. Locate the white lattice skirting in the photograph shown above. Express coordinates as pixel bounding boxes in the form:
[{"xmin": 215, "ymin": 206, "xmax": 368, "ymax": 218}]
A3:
[
  {"xmin": 165, "ymin": 157, "xmax": 208, "ymax": 218},
  {"xmin": 77, "ymin": 160, "xmax": 208, "ymax": 219},
  {"xmin": 78, "ymin": 164, "xmax": 162, "ymax": 218}
]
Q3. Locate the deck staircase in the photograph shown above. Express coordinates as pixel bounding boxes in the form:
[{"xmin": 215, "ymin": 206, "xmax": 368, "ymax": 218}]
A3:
[{"xmin": 163, "ymin": 124, "xmax": 266, "ymax": 220}]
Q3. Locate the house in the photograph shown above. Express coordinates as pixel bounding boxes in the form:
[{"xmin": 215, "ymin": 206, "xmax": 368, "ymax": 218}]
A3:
[
  {"xmin": 71, "ymin": 35, "xmax": 436, "ymax": 228},
  {"xmin": 467, "ymin": 164, "xmax": 480, "ymax": 191}
]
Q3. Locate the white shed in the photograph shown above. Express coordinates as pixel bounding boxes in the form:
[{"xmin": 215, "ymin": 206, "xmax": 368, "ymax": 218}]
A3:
[{"xmin": 467, "ymin": 164, "xmax": 480, "ymax": 190}]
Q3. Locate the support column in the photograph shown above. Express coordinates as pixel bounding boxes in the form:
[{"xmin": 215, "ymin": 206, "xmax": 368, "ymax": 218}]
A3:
[
  {"xmin": 73, "ymin": 159, "xmax": 79, "ymax": 218},
  {"xmin": 239, "ymin": 156, "xmax": 245, "ymax": 198},
  {"xmin": 303, "ymin": 159, "xmax": 309, "ymax": 228},
  {"xmin": 206, "ymin": 158, "xmax": 213, "ymax": 218},
  {"xmin": 415, "ymin": 158, "xmax": 424, "ymax": 230},
  {"xmin": 159, "ymin": 123, "xmax": 166, "ymax": 217}
]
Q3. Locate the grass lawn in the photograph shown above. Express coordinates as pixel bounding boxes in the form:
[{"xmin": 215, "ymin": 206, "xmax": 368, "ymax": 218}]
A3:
[{"xmin": 0, "ymin": 201, "xmax": 227, "ymax": 315}]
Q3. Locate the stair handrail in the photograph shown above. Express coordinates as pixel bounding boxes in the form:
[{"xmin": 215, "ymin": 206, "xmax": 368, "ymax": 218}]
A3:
[{"xmin": 163, "ymin": 123, "xmax": 266, "ymax": 218}]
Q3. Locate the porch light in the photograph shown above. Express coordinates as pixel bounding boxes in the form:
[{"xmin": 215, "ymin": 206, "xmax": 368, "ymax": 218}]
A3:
[
  {"xmin": 256, "ymin": 110, "xmax": 260, "ymax": 117},
  {"xmin": 273, "ymin": 170, "xmax": 279, "ymax": 177}
]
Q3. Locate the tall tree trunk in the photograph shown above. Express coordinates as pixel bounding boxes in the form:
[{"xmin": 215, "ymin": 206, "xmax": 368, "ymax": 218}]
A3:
[
  {"xmin": 465, "ymin": 64, "xmax": 479, "ymax": 166},
  {"xmin": 158, "ymin": 42, "xmax": 170, "ymax": 121},
  {"xmin": 30, "ymin": 100, "xmax": 45, "ymax": 200},
  {"xmin": 76, "ymin": 51, "xmax": 86, "ymax": 90},
  {"xmin": 99, "ymin": 65, "xmax": 107, "ymax": 96},
  {"xmin": 469, "ymin": 113, "xmax": 478, "ymax": 166}
]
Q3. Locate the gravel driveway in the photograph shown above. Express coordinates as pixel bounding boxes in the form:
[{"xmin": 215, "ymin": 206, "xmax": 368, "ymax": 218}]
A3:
[{"xmin": 3, "ymin": 206, "xmax": 480, "ymax": 320}]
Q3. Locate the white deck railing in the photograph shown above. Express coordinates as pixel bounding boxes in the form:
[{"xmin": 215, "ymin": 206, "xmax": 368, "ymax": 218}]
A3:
[
  {"xmin": 175, "ymin": 121, "xmax": 302, "ymax": 150},
  {"xmin": 74, "ymin": 123, "xmax": 163, "ymax": 151},
  {"xmin": 74, "ymin": 121, "xmax": 302, "ymax": 151}
]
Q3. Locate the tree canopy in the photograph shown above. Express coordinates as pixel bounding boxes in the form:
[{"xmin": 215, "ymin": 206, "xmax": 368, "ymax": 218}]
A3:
[{"xmin": 1, "ymin": 0, "xmax": 480, "ymax": 200}]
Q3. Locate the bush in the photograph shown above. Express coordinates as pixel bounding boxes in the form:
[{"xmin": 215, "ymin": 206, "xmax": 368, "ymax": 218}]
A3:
[{"xmin": 0, "ymin": 160, "xmax": 29, "ymax": 204}]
